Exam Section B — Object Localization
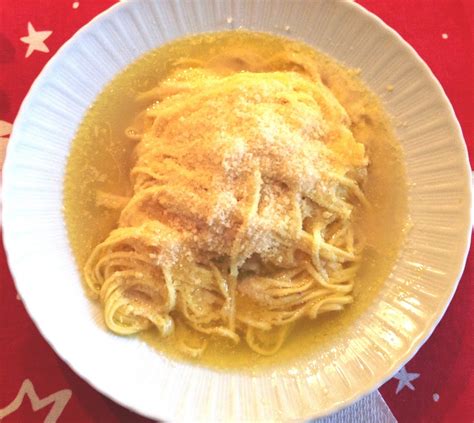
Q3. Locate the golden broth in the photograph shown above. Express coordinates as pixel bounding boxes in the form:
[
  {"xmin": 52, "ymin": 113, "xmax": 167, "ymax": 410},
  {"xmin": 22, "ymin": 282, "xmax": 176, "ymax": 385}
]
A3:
[{"xmin": 64, "ymin": 31, "xmax": 407, "ymax": 371}]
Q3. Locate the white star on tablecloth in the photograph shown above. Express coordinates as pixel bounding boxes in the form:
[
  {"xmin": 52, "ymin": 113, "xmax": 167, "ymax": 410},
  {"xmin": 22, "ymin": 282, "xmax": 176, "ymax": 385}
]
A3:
[
  {"xmin": 0, "ymin": 379, "xmax": 71, "ymax": 421},
  {"xmin": 394, "ymin": 366, "xmax": 420, "ymax": 394},
  {"xmin": 20, "ymin": 22, "xmax": 52, "ymax": 58}
]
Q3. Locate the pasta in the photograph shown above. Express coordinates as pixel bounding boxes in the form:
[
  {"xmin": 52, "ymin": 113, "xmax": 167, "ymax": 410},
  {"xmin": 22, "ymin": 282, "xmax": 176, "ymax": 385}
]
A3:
[{"xmin": 84, "ymin": 49, "xmax": 369, "ymax": 357}]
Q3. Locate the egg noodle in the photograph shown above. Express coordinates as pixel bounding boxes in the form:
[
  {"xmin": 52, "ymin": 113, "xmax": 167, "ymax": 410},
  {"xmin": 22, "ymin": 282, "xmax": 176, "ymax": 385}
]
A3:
[{"xmin": 84, "ymin": 51, "xmax": 369, "ymax": 357}]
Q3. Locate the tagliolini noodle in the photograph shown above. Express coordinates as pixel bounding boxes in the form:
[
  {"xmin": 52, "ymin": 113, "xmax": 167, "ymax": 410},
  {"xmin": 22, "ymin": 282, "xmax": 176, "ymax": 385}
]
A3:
[{"xmin": 82, "ymin": 43, "xmax": 370, "ymax": 357}]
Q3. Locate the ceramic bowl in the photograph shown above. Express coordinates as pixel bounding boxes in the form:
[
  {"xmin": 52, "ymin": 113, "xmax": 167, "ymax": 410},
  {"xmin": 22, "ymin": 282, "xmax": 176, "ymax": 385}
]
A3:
[{"xmin": 2, "ymin": 0, "xmax": 471, "ymax": 421}]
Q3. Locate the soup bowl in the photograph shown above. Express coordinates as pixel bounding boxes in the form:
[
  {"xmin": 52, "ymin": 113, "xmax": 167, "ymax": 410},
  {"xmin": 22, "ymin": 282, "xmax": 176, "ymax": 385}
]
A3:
[{"xmin": 2, "ymin": 0, "xmax": 471, "ymax": 421}]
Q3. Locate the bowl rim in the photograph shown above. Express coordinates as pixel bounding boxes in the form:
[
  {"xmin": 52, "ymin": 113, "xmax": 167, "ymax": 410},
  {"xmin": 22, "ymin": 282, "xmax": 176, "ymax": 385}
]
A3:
[{"xmin": 2, "ymin": 0, "xmax": 472, "ymax": 421}]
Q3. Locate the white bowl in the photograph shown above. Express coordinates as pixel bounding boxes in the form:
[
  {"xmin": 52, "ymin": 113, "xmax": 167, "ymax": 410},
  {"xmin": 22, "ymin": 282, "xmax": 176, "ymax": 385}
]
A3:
[{"xmin": 2, "ymin": 0, "xmax": 472, "ymax": 421}]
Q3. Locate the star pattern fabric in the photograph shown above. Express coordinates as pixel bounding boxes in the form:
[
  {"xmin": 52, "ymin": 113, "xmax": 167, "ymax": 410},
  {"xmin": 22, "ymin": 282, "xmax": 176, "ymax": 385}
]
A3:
[
  {"xmin": 20, "ymin": 22, "xmax": 52, "ymax": 58},
  {"xmin": 393, "ymin": 367, "xmax": 421, "ymax": 394},
  {"xmin": 0, "ymin": 379, "xmax": 71, "ymax": 422}
]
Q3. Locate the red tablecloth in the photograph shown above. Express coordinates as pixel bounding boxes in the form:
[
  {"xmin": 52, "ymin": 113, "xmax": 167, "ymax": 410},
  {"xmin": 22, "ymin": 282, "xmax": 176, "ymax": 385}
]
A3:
[{"xmin": 0, "ymin": 1, "xmax": 472, "ymax": 422}]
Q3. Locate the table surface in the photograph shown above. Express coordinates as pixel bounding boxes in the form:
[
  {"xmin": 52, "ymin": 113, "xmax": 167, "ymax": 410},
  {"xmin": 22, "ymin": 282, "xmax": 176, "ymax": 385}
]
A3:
[{"xmin": 0, "ymin": 0, "xmax": 472, "ymax": 422}]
